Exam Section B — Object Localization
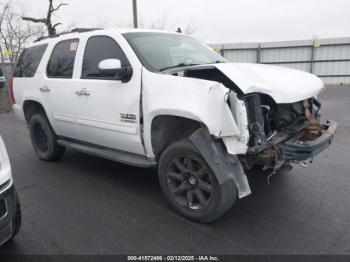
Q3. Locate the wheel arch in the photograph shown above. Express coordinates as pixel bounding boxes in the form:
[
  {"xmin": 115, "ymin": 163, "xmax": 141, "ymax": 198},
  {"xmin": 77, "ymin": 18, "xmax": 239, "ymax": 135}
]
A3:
[
  {"xmin": 150, "ymin": 114, "xmax": 208, "ymax": 160},
  {"xmin": 23, "ymin": 100, "xmax": 48, "ymax": 124}
]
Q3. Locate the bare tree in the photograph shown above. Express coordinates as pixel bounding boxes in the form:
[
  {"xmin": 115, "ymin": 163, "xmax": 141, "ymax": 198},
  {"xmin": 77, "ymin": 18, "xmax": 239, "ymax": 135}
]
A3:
[
  {"xmin": 148, "ymin": 15, "xmax": 173, "ymax": 30},
  {"xmin": 115, "ymin": 14, "xmax": 198, "ymax": 36},
  {"xmin": 146, "ymin": 15, "xmax": 198, "ymax": 35},
  {"xmin": 22, "ymin": 0, "xmax": 67, "ymax": 36},
  {"xmin": 182, "ymin": 21, "xmax": 198, "ymax": 35},
  {"xmin": 0, "ymin": 0, "xmax": 44, "ymax": 64}
]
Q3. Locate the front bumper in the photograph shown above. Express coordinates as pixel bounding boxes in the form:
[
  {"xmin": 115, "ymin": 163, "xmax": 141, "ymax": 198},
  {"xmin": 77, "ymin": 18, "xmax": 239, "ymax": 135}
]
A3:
[
  {"xmin": 282, "ymin": 120, "xmax": 337, "ymax": 161},
  {"xmin": 0, "ymin": 184, "xmax": 17, "ymax": 246}
]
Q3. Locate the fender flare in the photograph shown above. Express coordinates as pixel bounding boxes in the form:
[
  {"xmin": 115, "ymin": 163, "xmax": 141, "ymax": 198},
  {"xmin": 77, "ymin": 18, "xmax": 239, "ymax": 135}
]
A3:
[{"xmin": 190, "ymin": 128, "xmax": 251, "ymax": 199}]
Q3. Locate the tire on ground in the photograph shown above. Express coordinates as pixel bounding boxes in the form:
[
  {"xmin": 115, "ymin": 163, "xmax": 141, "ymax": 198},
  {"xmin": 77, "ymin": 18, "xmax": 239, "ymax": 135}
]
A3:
[
  {"xmin": 29, "ymin": 113, "xmax": 65, "ymax": 161},
  {"xmin": 158, "ymin": 139, "xmax": 238, "ymax": 222},
  {"xmin": 10, "ymin": 188, "xmax": 21, "ymax": 240}
]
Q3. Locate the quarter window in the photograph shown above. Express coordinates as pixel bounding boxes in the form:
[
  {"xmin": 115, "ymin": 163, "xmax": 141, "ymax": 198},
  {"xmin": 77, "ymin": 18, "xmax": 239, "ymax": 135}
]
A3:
[
  {"xmin": 82, "ymin": 36, "xmax": 130, "ymax": 79},
  {"xmin": 14, "ymin": 44, "xmax": 48, "ymax": 78},
  {"xmin": 47, "ymin": 39, "xmax": 79, "ymax": 78}
]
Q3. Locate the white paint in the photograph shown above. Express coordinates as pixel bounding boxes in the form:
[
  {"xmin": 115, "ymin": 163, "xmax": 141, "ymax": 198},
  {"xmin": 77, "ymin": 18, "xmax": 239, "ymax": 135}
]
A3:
[
  {"xmin": 0, "ymin": 136, "xmax": 13, "ymax": 190},
  {"xmin": 98, "ymin": 59, "xmax": 121, "ymax": 71},
  {"xmin": 76, "ymin": 117, "xmax": 137, "ymax": 135},
  {"xmin": 54, "ymin": 113, "xmax": 75, "ymax": 124},
  {"xmin": 223, "ymin": 92, "xmax": 250, "ymax": 154},
  {"xmin": 222, "ymin": 137, "xmax": 248, "ymax": 155},
  {"xmin": 142, "ymin": 69, "xmax": 246, "ymax": 158},
  {"xmin": 215, "ymin": 63, "xmax": 324, "ymax": 103},
  {"xmin": 13, "ymin": 29, "xmax": 324, "ymax": 162}
]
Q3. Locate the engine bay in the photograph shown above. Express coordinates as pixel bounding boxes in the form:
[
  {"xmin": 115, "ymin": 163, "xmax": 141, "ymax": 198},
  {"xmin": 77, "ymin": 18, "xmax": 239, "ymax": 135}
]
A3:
[{"xmin": 241, "ymin": 93, "xmax": 324, "ymax": 170}]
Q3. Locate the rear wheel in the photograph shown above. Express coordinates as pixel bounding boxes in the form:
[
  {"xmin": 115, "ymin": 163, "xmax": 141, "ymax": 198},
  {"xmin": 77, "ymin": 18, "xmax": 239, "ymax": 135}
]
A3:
[
  {"xmin": 29, "ymin": 114, "xmax": 65, "ymax": 161},
  {"xmin": 158, "ymin": 139, "xmax": 237, "ymax": 222}
]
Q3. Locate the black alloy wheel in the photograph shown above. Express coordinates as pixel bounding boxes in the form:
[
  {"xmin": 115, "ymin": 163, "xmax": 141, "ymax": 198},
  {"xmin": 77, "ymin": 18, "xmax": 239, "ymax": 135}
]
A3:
[
  {"xmin": 158, "ymin": 139, "xmax": 237, "ymax": 222},
  {"xmin": 167, "ymin": 154, "xmax": 214, "ymax": 211}
]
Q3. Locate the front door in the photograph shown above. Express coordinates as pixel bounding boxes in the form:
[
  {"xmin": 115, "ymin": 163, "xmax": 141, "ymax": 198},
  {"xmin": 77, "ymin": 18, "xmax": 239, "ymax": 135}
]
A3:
[{"xmin": 74, "ymin": 35, "xmax": 144, "ymax": 155}]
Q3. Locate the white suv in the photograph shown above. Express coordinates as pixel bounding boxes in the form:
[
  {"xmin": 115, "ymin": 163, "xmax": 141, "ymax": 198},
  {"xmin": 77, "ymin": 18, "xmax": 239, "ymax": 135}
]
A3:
[{"xmin": 11, "ymin": 28, "xmax": 336, "ymax": 222}]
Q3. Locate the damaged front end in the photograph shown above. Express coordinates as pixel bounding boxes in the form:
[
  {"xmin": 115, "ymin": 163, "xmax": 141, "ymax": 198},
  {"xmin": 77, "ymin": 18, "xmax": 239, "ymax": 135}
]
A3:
[{"xmin": 240, "ymin": 93, "xmax": 337, "ymax": 172}]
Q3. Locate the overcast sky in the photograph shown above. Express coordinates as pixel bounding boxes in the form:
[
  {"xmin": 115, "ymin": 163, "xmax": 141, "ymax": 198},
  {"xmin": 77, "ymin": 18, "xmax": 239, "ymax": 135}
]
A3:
[{"xmin": 20, "ymin": 0, "xmax": 350, "ymax": 44}]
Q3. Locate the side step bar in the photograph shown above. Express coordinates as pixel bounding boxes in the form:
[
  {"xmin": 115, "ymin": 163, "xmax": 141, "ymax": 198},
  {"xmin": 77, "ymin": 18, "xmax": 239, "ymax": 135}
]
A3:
[{"xmin": 57, "ymin": 139, "xmax": 156, "ymax": 168}]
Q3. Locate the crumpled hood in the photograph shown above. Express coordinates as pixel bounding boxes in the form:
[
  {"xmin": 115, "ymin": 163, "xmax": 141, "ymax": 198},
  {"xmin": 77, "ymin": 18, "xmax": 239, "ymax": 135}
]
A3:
[{"xmin": 214, "ymin": 63, "xmax": 324, "ymax": 103}]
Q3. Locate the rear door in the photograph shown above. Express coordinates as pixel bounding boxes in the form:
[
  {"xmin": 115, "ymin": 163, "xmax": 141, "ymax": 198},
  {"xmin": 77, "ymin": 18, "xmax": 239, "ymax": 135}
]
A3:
[
  {"xmin": 12, "ymin": 43, "xmax": 48, "ymax": 105},
  {"xmin": 43, "ymin": 38, "xmax": 80, "ymax": 139}
]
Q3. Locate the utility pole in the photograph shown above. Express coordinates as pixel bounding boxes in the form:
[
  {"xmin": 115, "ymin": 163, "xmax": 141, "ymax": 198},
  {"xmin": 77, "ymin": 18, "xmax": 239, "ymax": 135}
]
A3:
[{"xmin": 132, "ymin": 0, "xmax": 138, "ymax": 28}]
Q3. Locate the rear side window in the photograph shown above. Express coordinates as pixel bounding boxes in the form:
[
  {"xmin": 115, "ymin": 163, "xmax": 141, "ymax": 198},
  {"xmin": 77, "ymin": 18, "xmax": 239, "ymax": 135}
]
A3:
[
  {"xmin": 47, "ymin": 39, "xmax": 79, "ymax": 78},
  {"xmin": 0, "ymin": 67, "xmax": 3, "ymax": 77},
  {"xmin": 14, "ymin": 44, "xmax": 48, "ymax": 77},
  {"xmin": 82, "ymin": 36, "xmax": 130, "ymax": 79}
]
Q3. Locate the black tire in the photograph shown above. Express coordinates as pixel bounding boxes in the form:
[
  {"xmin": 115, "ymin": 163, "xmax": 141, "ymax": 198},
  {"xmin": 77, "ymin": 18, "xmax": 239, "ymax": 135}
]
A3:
[
  {"xmin": 29, "ymin": 113, "xmax": 65, "ymax": 161},
  {"xmin": 158, "ymin": 139, "xmax": 237, "ymax": 222},
  {"xmin": 11, "ymin": 190, "xmax": 21, "ymax": 240},
  {"xmin": 7, "ymin": 188, "xmax": 21, "ymax": 242}
]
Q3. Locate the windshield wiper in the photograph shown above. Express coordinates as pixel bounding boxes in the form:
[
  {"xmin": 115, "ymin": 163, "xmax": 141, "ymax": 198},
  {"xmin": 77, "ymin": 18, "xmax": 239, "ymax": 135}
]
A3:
[{"xmin": 159, "ymin": 63, "xmax": 200, "ymax": 72}]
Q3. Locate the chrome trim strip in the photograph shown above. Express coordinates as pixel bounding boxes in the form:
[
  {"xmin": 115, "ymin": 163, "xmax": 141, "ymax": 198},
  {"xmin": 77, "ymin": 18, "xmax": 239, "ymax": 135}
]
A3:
[
  {"xmin": 54, "ymin": 113, "xmax": 76, "ymax": 124},
  {"xmin": 54, "ymin": 114, "xmax": 137, "ymax": 135},
  {"xmin": 76, "ymin": 117, "xmax": 137, "ymax": 135}
]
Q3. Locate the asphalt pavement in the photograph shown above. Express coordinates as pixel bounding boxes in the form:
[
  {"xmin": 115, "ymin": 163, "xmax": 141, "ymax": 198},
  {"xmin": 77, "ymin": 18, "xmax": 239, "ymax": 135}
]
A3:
[{"xmin": 0, "ymin": 86, "xmax": 349, "ymax": 255}]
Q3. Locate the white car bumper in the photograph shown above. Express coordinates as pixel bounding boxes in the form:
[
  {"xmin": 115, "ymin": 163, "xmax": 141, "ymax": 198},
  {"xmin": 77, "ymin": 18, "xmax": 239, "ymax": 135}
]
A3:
[
  {"xmin": 0, "ymin": 136, "xmax": 12, "ymax": 189},
  {"xmin": 13, "ymin": 104, "xmax": 25, "ymax": 123}
]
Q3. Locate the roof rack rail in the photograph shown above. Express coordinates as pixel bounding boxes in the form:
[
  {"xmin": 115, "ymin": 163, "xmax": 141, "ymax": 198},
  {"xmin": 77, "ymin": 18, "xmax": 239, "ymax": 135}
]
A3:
[
  {"xmin": 70, "ymin": 28, "xmax": 102, "ymax": 33},
  {"xmin": 34, "ymin": 28, "xmax": 102, "ymax": 42}
]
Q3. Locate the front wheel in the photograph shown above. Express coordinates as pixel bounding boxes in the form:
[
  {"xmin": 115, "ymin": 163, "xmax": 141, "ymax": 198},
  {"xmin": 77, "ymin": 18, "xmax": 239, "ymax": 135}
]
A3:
[{"xmin": 158, "ymin": 140, "xmax": 237, "ymax": 222}]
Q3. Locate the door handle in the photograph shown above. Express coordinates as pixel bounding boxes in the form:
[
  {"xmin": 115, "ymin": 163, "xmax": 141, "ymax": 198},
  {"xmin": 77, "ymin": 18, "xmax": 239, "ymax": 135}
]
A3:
[
  {"xmin": 76, "ymin": 89, "xmax": 91, "ymax": 96},
  {"xmin": 39, "ymin": 86, "xmax": 50, "ymax": 92}
]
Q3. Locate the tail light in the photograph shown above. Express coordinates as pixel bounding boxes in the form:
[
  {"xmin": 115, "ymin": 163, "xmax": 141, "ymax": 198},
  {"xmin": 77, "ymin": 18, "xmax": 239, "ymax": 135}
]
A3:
[{"xmin": 9, "ymin": 78, "xmax": 15, "ymax": 103}]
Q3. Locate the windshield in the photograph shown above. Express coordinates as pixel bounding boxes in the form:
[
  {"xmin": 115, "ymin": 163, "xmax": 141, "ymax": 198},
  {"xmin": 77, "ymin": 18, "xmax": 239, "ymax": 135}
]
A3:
[{"xmin": 123, "ymin": 32, "xmax": 227, "ymax": 72}]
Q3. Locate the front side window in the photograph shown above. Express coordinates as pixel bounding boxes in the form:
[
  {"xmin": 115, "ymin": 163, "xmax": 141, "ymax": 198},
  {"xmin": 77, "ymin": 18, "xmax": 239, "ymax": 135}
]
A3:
[
  {"xmin": 123, "ymin": 33, "xmax": 227, "ymax": 72},
  {"xmin": 82, "ymin": 36, "xmax": 130, "ymax": 79},
  {"xmin": 14, "ymin": 44, "xmax": 48, "ymax": 78},
  {"xmin": 47, "ymin": 39, "xmax": 79, "ymax": 78}
]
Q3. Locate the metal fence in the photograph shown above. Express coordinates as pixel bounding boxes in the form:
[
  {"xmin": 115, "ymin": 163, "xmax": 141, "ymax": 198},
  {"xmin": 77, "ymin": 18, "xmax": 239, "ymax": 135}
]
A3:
[{"xmin": 210, "ymin": 37, "xmax": 350, "ymax": 85}]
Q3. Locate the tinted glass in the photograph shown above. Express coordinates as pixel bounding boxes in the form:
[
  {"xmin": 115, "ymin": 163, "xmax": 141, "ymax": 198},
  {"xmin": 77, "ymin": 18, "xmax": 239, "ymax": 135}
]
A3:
[
  {"xmin": 47, "ymin": 39, "xmax": 79, "ymax": 78},
  {"xmin": 82, "ymin": 36, "xmax": 129, "ymax": 79},
  {"xmin": 0, "ymin": 67, "xmax": 3, "ymax": 77},
  {"xmin": 14, "ymin": 44, "xmax": 48, "ymax": 77},
  {"xmin": 123, "ymin": 33, "xmax": 227, "ymax": 72}
]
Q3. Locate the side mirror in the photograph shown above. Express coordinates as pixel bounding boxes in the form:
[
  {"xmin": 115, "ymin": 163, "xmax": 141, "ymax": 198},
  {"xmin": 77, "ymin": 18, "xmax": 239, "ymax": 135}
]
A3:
[{"xmin": 98, "ymin": 59, "xmax": 132, "ymax": 81}]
